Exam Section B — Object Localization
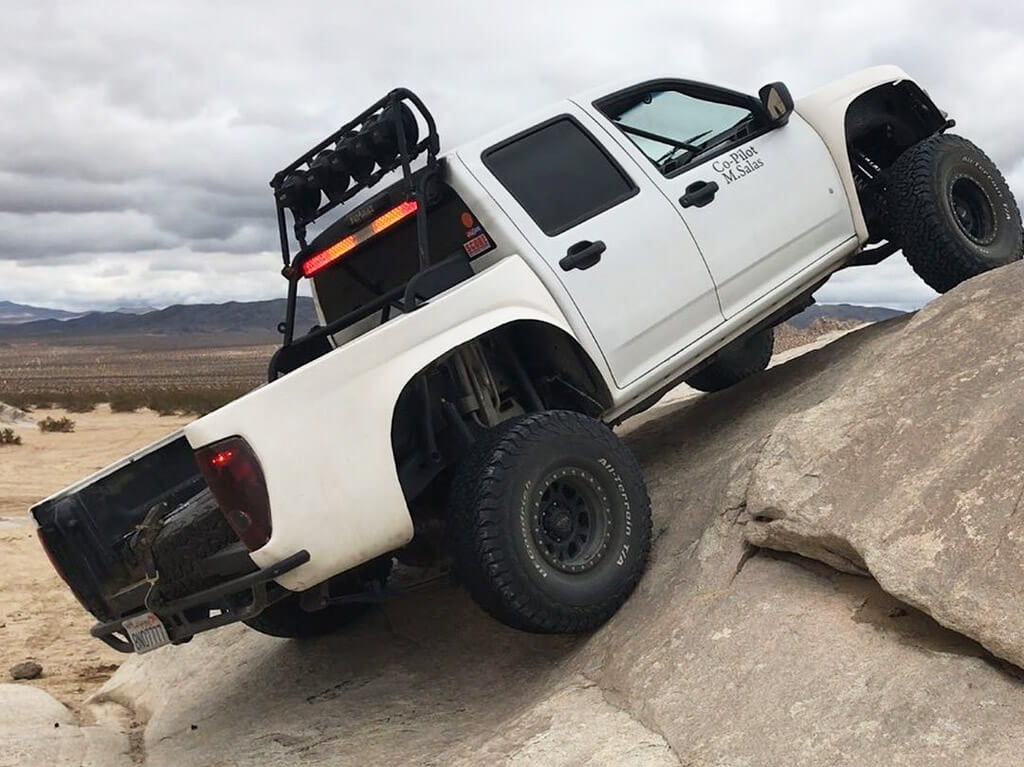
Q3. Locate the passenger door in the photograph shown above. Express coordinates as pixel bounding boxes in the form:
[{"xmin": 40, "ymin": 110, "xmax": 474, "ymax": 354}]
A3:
[
  {"xmin": 592, "ymin": 82, "xmax": 855, "ymax": 319},
  {"xmin": 460, "ymin": 107, "xmax": 723, "ymax": 387}
]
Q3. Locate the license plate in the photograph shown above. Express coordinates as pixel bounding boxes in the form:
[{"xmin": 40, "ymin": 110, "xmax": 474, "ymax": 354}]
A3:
[{"xmin": 122, "ymin": 612, "xmax": 171, "ymax": 654}]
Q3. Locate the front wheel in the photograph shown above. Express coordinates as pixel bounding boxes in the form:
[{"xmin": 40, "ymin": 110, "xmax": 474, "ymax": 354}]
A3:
[
  {"xmin": 447, "ymin": 411, "xmax": 652, "ymax": 634},
  {"xmin": 887, "ymin": 134, "xmax": 1023, "ymax": 293}
]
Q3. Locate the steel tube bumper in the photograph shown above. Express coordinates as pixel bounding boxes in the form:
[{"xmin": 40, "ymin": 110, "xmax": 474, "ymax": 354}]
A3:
[{"xmin": 90, "ymin": 550, "xmax": 310, "ymax": 653}]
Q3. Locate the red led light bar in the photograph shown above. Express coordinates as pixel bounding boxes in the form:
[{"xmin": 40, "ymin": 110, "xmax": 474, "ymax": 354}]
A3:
[{"xmin": 301, "ymin": 200, "xmax": 418, "ymax": 277}]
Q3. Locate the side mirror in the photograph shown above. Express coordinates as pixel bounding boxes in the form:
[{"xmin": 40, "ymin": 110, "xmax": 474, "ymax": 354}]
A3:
[{"xmin": 758, "ymin": 82, "xmax": 794, "ymax": 126}]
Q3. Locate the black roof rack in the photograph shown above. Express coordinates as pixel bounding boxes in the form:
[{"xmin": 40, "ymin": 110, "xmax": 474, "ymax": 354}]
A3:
[{"xmin": 269, "ymin": 88, "xmax": 441, "ymax": 352}]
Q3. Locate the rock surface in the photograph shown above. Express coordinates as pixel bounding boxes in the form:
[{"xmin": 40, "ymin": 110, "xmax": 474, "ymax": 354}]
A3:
[
  {"xmin": 0, "ymin": 683, "xmax": 131, "ymax": 767},
  {"xmin": 0, "ymin": 401, "xmax": 33, "ymax": 426},
  {"xmin": 83, "ymin": 266, "xmax": 1024, "ymax": 767},
  {"xmin": 745, "ymin": 262, "xmax": 1024, "ymax": 670}
]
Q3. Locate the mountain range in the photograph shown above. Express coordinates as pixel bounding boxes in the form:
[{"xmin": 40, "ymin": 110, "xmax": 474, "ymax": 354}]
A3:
[
  {"xmin": 0, "ymin": 298, "xmax": 902, "ymax": 341},
  {"xmin": 786, "ymin": 303, "xmax": 904, "ymax": 328},
  {"xmin": 0, "ymin": 300, "xmax": 84, "ymax": 324},
  {"xmin": 0, "ymin": 298, "xmax": 318, "ymax": 340}
]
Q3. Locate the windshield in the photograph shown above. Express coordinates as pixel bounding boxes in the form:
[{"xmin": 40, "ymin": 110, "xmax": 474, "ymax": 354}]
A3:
[{"xmin": 611, "ymin": 90, "xmax": 754, "ymax": 173}]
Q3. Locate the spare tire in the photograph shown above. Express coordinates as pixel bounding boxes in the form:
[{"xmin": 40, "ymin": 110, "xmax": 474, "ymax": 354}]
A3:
[
  {"xmin": 887, "ymin": 134, "xmax": 1023, "ymax": 293},
  {"xmin": 151, "ymin": 489, "xmax": 241, "ymax": 601},
  {"xmin": 686, "ymin": 326, "xmax": 774, "ymax": 393}
]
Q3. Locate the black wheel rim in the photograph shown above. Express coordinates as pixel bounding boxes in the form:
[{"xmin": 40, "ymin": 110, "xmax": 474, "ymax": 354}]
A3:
[
  {"xmin": 949, "ymin": 176, "xmax": 997, "ymax": 245},
  {"xmin": 530, "ymin": 466, "xmax": 612, "ymax": 574}
]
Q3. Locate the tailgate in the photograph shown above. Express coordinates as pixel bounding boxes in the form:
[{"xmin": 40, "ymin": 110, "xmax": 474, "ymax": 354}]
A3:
[{"xmin": 30, "ymin": 432, "xmax": 205, "ymax": 622}]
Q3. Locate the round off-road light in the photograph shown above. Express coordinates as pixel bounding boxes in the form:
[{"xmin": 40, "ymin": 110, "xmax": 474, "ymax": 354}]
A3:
[
  {"xmin": 362, "ymin": 103, "xmax": 419, "ymax": 168},
  {"xmin": 334, "ymin": 132, "xmax": 376, "ymax": 183},
  {"xmin": 277, "ymin": 171, "xmax": 321, "ymax": 221},
  {"xmin": 309, "ymin": 149, "xmax": 350, "ymax": 202}
]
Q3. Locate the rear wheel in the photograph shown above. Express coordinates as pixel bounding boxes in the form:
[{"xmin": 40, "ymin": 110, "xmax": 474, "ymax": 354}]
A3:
[
  {"xmin": 888, "ymin": 134, "xmax": 1023, "ymax": 293},
  {"xmin": 686, "ymin": 326, "xmax": 774, "ymax": 393},
  {"xmin": 447, "ymin": 411, "xmax": 651, "ymax": 634}
]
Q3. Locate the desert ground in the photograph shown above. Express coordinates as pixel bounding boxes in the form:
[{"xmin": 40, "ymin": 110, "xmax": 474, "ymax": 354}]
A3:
[{"xmin": 0, "ymin": 336, "xmax": 274, "ymax": 416}]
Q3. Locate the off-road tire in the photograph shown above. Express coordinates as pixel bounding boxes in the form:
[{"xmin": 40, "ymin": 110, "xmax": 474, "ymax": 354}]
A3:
[
  {"xmin": 243, "ymin": 556, "xmax": 393, "ymax": 639},
  {"xmin": 686, "ymin": 326, "xmax": 774, "ymax": 393},
  {"xmin": 447, "ymin": 411, "xmax": 651, "ymax": 634},
  {"xmin": 888, "ymin": 134, "xmax": 1023, "ymax": 293},
  {"xmin": 151, "ymin": 489, "xmax": 240, "ymax": 601}
]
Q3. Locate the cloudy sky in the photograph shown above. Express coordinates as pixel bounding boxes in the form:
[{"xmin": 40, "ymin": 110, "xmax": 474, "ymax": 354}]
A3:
[{"xmin": 1, "ymin": 0, "xmax": 1021, "ymax": 312}]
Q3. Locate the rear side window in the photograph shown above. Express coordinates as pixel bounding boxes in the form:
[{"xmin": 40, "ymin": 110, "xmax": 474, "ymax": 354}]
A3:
[{"xmin": 483, "ymin": 116, "xmax": 637, "ymax": 236}]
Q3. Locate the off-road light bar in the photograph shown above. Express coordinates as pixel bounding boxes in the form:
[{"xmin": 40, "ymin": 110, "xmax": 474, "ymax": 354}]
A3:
[
  {"xmin": 273, "ymin": 97, "xmax": 428, "ymax": 228},
  {"xmin": 270, "ymin": 87, "xmax": 439, "ymax": 348},
  {"xmin": 300, "ymin": 200, "xmax": 419, "ymax": 277}
]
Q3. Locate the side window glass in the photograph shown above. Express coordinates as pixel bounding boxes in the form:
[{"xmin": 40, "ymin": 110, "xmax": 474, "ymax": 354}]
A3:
[
  {"xmin": 603, "ymin": 90, "xmax": 755, "ymax": 175},
  {"xmin": 482, "ymin": 117, "xmax": 637, "ymax": 236}
]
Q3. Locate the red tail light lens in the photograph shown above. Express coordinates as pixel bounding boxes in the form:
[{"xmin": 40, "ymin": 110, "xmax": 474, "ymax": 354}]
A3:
[{"xmin": 195, "ymin": 437, "xmax": 272, "ymax": 551}]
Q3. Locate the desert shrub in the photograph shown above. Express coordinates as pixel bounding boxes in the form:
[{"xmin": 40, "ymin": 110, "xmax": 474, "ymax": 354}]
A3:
[
  {"xmin": 7, "ymin": 385, "xmax": 250, "ymax": 419},
  {"xmin": 145, "ymin": 386, "xmax": 248, "ymax": 416},
  {"xmin": 0, "ymin": 428, "xmax": 21, "ymax": 445},
  {"xmin": 108, "ymin": 393, "xmax": 141, "ymax": 413},
  {"xmin": 39, "ymin": 416, "xmax": 75, "ymax": 433},
  {"xmin": 5, "ymin": 390, "xmax": 100, "ymax": 412},
  {"xmin": 64, "ymin": 393, "xmax": 100, "ymax": 413},
  {"xmin": 5, "ymin": 393, "xmax": 50, "ymax": 410}
]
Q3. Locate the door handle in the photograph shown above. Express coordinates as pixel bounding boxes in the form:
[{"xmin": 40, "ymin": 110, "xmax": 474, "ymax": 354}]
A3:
[
  {"xmin": 560, "ymin": 240, "xmax": 606, "ymax": 271},
  {"xmin": 679, "ymin": 180, "xmax": 719, "ymax": 208}
]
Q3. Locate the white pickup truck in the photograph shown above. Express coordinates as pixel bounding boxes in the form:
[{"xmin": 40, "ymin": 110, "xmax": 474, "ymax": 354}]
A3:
[{"xmin": 32, "ymin": 66, "xmax": 1022, "ymax": 654}]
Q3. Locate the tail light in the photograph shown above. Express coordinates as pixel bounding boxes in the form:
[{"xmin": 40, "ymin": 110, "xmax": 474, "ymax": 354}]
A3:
[
  {"xmin": 300, "ymin": 199, "xmax": 418, "ymax": 277},
  {"xmin": 195, "ymin": 437, "xmax": 272, "ymax": 551}
]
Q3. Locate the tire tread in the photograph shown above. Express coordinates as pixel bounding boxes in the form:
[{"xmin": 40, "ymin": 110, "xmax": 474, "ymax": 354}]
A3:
[
  {"xmin": 889, "ymin": 133, "xmax": 1023, "ymax": 293},
  {"xmin": 448, "ymin": 411, "xmax": 652, "ymax": 634}
]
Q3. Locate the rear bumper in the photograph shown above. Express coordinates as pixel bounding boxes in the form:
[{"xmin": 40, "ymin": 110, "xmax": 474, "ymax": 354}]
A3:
[{"xmin": 91, "ymin": 550, "xmax": 310, "ymax": 653}]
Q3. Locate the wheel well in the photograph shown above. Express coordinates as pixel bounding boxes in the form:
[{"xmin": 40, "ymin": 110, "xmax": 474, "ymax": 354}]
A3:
[
  {"xmin": 845, "ymin": 81, "xmax": 947, "ymax": 241},
  {"xmin": 389, "ymin": 320, "xmax": 612, "ymax": 526}
]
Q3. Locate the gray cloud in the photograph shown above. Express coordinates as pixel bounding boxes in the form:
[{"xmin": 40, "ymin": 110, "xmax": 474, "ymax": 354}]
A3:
[{"xmin": 1, "ymin": 0, "xmax": 1022, "ymax": 311}]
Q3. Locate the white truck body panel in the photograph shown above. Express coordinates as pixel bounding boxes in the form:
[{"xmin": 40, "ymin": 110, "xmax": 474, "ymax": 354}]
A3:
[
  {"xmin": 457, "ymin": 103, "xmax": 723, "ymax": 387},
  {"xmin": 604, "ymin": 231, "xmax": 859, "ymax": 421},
  {"xmin": 183, "ymin": 256, "xmax": 574, "ymax": 590},
  {"xmin": 794, "ymin": 64, "xmax": 912, "ymax": 242},
  {"xmin": 598, "ymin": 111, "xmax": 856, "ymax": 319}
]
